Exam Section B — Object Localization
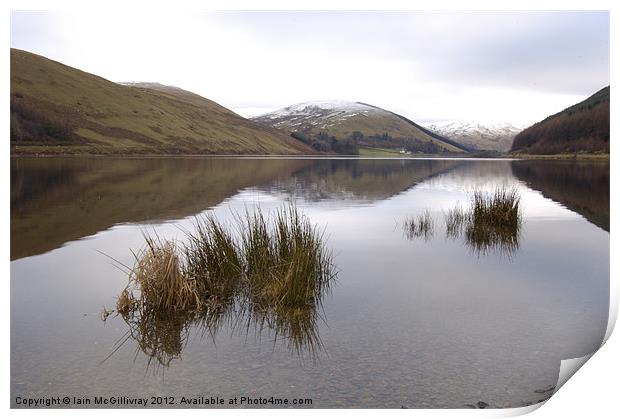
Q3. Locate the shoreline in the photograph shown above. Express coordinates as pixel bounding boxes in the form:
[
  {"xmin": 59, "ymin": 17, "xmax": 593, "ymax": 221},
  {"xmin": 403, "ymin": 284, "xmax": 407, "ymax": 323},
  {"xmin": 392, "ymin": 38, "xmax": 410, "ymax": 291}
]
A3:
[{"xmin": 9, "ymin": 152, "xmax": 610, "ymax": 161}]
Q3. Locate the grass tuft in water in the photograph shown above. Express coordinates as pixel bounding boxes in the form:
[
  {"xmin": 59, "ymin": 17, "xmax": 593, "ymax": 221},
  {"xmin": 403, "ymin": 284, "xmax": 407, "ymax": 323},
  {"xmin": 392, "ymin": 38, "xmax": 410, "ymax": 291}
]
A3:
[
  {"xmin": 104, "ymin": 204, "xmax": 336, "ymax": 365},
  {"xmin": 183, "ymin": 215, "xmax": 243, "ymax": 312},
  {"xmin": 465, "ymin": 188, "xmax": 522, "ymax": 256},
  {"xmin": 405, "ymin": 187, "xmax": 522, "ymax": 256},
  {"xmin": 470, "ymin": 188, "xmax": 521, "ymax": 229},
  {"xmin": 121, "ymin": 237, "xmax": 203, "ymax": 314},
  {"xmin": 243, "ymin": 205, "xmax": 335, "ymax": 354},
  {"xmin": 444, "ymin": 204, "xmax": 470, "ymax": 239},
  {"xmin": 404, "ymin": 210, "xmax": 434, "ymax": 240}
]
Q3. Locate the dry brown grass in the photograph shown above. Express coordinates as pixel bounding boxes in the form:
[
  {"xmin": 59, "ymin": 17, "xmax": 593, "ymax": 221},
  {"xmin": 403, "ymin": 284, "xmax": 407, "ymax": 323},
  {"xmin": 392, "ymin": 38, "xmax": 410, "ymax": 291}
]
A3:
[
  {"xmin": 118, "ymin": 237, "xmax": 203, "ymax": 315},
  {"xmin": 104, "ymin": 205, "xmax": 336, "ymax": 365}
]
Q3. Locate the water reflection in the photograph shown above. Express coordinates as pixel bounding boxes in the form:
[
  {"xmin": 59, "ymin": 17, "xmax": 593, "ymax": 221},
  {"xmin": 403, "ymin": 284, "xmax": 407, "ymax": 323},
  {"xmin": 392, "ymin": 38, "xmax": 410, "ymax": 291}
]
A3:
[
  {"xmin": 265, "ymin": 158, "xmax": 463, "ymax": 204},
  {"xmin": 117, "ymin": 310, "xmax": 197, "ymax": 369},
  {"xmin": 111, "ymin": 272, "xmax": 330, "ymax": 369},
  {"xmin": 403, "ymin": 211, "xmax": 435, "ymax": 241},
  {"xmin": 10, "ymin": 157, "xmax": 610, "ymax": 408},
  {"xmin": 11, "ymin": 157, "xmax": 312, "ymax": 260},
  {"xmin": 511, "ymin": 159, "xmax": 609, "ymax": 231},
  {"xmin": 12, "ymin": 156, "xmax": 607, "ymax": 263},
  {"xmin": 11, "ymin": 158, "xmax": 463, "ymax": 260}
]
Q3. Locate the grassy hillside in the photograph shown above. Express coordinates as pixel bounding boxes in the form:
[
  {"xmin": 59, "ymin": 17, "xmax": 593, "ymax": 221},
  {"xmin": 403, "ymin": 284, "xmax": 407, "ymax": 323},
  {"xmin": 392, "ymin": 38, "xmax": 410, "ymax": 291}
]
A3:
[
  {"xmin": 10, "ymin": 49, "xmax": 313, "ymax": 155},
  {"xmin": 510, "ymin": 86, "xmax": 609, "ymax": 154},
  {"xmin": 253, "ymin": 101, "xmax": 471, "ymax": 154}
]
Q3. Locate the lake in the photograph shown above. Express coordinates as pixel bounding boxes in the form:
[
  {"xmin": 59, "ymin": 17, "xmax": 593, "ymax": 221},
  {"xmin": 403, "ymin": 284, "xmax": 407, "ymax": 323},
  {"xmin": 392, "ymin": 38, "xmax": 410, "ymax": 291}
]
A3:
[{"xmin": 10, "ymin": 157, "xmax": 609, "ymax": 408}]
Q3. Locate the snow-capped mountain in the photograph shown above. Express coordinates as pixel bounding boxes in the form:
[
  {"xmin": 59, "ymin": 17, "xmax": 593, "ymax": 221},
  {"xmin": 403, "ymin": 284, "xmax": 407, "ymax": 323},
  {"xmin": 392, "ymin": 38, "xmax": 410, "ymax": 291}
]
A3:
[
  {"xmin": 424, "ymin": 120, "xmax": 524, "ymax": 152},
  {"xmin": 254, "ymin": 100, "xmax": 384, "ymax": 130},
  {"xmin": 253, "ymin": 101, "xmax": 471, "ymax": 153}
]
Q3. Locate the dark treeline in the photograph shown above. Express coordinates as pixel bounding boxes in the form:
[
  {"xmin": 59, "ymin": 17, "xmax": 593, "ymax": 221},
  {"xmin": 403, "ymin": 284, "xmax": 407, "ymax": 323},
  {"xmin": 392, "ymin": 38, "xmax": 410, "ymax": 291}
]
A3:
[
  {"xmin": 291, "ymin": 130, "xmax": 448, "ymax": 154},
  {"xmin": 291, "ymin": 131, "xmax": 359, "ymax": 154},
  {"xmin": 511, "ymin": 86, "xmax": 609, "ymax": 154}
]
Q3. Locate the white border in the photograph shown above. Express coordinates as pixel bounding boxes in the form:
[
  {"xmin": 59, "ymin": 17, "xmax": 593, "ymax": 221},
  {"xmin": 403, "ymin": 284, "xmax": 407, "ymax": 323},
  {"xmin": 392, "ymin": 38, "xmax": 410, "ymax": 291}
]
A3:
[{"xmin": 3, "ymin": 1, "xmax": 616, "ymax": 418}]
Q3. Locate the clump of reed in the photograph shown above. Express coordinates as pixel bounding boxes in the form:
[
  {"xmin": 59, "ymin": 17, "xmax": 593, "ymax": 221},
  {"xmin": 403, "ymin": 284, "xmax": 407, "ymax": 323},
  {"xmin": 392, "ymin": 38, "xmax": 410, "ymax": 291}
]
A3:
[
  {"xmin": 464, "ymin": 187, "xmax": 521, "ymax": 256},
  {"xmin": 104, "ymin": 204, "xmax": 336, "ymax": 366},
  {"xmin": 107, "ymin": 237, "xmax": 205, "ymax": 368},
  {"xmin": 404, "ymin": 210, "xmax": 434, "ymax": 241},
  {"xmin": 242, "ymin": 206, "xmax": 334, "ymax": 354},
  {"xmin": 116, "ymin": 237, "xmax": 203, "ymax": 316},
  {"xmin": 403, "ymin": 187, "xmax": 522, "ymax": 256},
  {"xmin": 244, "ymin": 207, "xmax": 333, "ymax": 311},
  {"xmin": 444, "ymin": 204, "xmax": 470, "ymax": 239},
  {"xmin": 470, "ymin": 188, "xmax": 521, "ymax": 230},
  {"xmin": 183, "ymin": 215, "xmax": 243, "ymax": 312}
]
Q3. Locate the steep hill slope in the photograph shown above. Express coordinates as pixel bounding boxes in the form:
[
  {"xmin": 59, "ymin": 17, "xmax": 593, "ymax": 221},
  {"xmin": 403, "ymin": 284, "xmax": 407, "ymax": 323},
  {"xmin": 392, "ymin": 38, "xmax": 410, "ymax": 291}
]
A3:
[
  {"xmin": 510, "ymin": 86, "xmax": 609, "ymax": 154},
  {"xmin": 426, "ymin": 121, "xmax": 522, "ymax": 152},
  {"xmin": 253, "ymin": 101, "xmax": 471, "ymax": 154},
  {"xmin": 10, "ymin": 49, "xmax": 313, "ymax": 155}
]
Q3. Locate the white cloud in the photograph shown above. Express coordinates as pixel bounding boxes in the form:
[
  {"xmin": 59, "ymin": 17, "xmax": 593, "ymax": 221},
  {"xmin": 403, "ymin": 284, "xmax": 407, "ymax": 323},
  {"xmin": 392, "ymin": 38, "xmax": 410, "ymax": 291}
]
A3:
[{"xmin": 10, "ymin": 10, "xmax": 609, "ymax": 125}]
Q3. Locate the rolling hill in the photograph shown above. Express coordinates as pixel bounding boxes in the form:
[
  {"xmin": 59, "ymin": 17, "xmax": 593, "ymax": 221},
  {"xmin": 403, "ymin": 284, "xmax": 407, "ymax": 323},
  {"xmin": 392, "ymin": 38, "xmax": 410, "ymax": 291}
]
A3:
[
  {"xmin": 253, "ymin": 101, "xmax": 471, "ymax": 154},
  {"xmin": 510, "ymin": 86, "xmax": 610, "ymax": 154},
  {"xmin": 425, "ymin": 121, "xmax": 522, "ymax": 152},
  {"xmin": 10, "ymin": 49, "xmax": 313, "ymax": 155}
]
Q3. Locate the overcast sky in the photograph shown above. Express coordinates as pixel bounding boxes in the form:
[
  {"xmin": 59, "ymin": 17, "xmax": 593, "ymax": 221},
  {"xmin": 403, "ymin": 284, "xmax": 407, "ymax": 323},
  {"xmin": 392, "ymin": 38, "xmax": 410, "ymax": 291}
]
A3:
[{"xmin": 10, "ymin": 10, "xmax": 609, "ymax": 125}]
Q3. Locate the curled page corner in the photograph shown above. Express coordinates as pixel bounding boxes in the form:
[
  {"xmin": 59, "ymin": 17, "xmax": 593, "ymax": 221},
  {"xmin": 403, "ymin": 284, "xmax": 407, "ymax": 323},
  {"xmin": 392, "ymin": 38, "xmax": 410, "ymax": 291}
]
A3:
[
  {"xmin": 511, "ymin": 286, "xmax": 616, "ymax": 413},
  {"xmin": 494, "ymin": 403, "xmax": 545, "ymax": 417},
  {"xmin": 545, "ymin": 265, "xmax": 619, "ymax": 404},
  {"xmin": 555, "ymin": 353, "xmax": 595, "ymax": 392},
  {"xmin": 491, "ymin": 352, "xmax": 598, "ymax": 418}
]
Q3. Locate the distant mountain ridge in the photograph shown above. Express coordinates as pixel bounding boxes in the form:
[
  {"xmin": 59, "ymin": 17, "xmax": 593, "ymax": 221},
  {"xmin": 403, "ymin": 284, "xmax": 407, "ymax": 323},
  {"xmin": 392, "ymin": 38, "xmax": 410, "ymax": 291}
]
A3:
[
  {"xmin": 10, "ymin": 49, "xmax": 313, "ymax": 155},
  {"xmin": 426, "ymin": 121, "xmax": 523, "ymax": 152},
  {"xmin": 253, "ymin": 101, "xmax": 471, "ymax": 154},
  {"xmin": 510, "ymin": 86, "xmax": 610, "ymax": 154},
  {"xmin": 358, "ymin": 103, "xmax": 476, "ymax": 152}
]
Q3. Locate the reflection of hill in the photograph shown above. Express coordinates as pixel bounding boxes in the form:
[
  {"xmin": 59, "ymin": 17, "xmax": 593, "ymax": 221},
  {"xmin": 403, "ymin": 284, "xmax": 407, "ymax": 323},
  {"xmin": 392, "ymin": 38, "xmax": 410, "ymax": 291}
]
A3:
[
  {"xmin": 422, "ymin": 159, "xmax": 517, "ymax": 191},
  {"xmin": 11, "ymin": 158, "xmax": 310, "ymax": 260},
  {"xmin": 511, "ymin": 160, "xmax": 609, "ymax": 231},
  {"xmin": 11, "ymin": 158, "xmax": 464, "ymax": 261},
  {"xmin": 265, "ymin": 159, "xmax": 463, "ymax": 203}
]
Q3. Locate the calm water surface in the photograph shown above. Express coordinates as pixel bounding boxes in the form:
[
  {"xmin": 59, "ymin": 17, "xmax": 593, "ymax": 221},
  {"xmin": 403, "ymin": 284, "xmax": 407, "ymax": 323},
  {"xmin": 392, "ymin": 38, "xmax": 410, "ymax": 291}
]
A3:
[{"xmin": 10, "ymin": 157, "xmax": 609, "ymax": 408}]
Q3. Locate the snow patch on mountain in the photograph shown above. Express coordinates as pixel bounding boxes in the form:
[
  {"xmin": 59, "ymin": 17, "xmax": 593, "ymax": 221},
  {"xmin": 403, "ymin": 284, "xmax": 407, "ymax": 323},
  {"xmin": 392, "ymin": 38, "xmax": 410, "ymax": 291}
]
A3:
[
  {"xmin": 424, "ymin": 120, "xmax": 524, "ymax": 152},
  {"xmin": 254, "ymin": 100, "xmax": 388, "ymax": 130},
  {"xmin": 273, "ymin": 100, "xmax": 375, "ymax": 115}
]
